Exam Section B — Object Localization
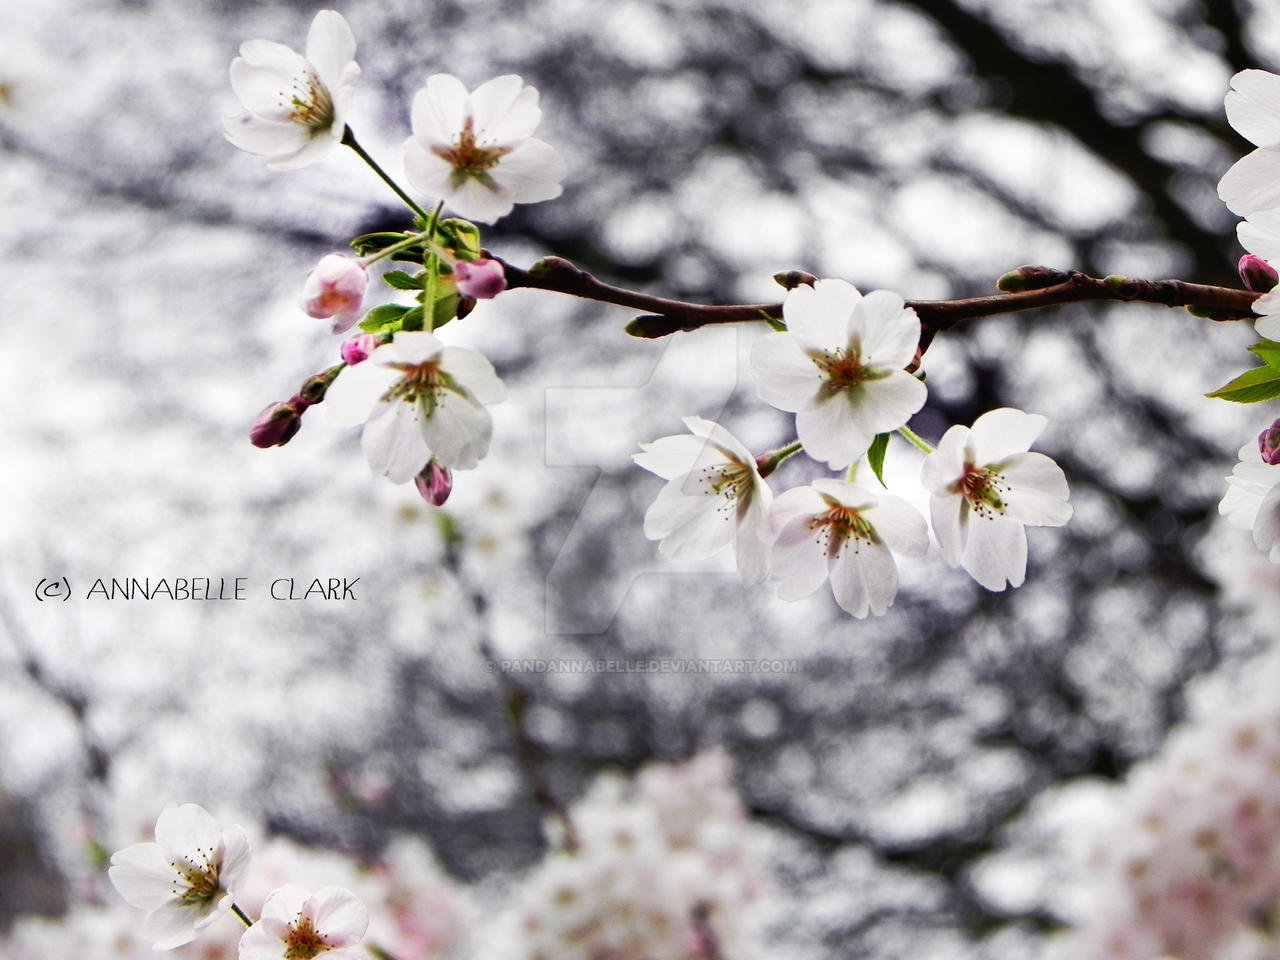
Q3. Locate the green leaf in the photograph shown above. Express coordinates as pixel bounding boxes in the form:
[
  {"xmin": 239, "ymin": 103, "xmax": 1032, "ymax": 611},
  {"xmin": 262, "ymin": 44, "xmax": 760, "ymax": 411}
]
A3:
[
  {"xmin": 430, "ymin": 292, "xmax": 460, "ymax": 329},
  {"xmin": 350, "ymin": 231, "xmax": 411, "ymax": 256},
  {"xmin": 1206, "ymin": 364, "xmax": 1280, "ymax": 403},
  {"xmin": 358, "ymin": 303, "xmax": 412, "ymax": 334},
  {"xmin": 399, "ymin": 305, "xmax": 426, "ymax": 332},
  {"xmin": 866, "ymin": 433, "xmax": 890, "ymax": 486},
  {"xmin": 383, "ymin": 270, "xmax": 422, "ymax": 292},
  {"xmin": 1248, "ymin": 339, "xmax": 1280, "ymax": 368}
]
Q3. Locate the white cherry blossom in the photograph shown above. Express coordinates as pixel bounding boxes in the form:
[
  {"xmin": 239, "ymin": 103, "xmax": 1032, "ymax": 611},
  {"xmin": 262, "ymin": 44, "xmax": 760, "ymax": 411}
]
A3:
[
  {"xmin": 1218, "ymin": 70, "xmax": 1280, "ymax": 216},
  {"xmin": 767, "ymin": 478, "xmax": 928, "ymax": 618},
  {"xmin": 633, "ymin": 417, "xmax": 773, "ymax": 584},
  {"xmin": 224, "ymin": 10, "xmax": 360, "ymax": 170},
  {"xmin": 402, "ymin": 74, "xmax": 566, "ymax": 224},
  {"xmin": 750, "ymin": 279, "xmax": 926, "ymax": 469},
  {"xmin": 921, "ymin": 408, "xmax": 1072, "ymax": 591},
  {"xmin": 107, "ymin": 802, "xmax": 251, "ymax": 949},
  {"xmin": 321, "ymin": 331, "xmax": 504, "ymax": 478},
  {"xmin": 238, "ymin": 885, "xmax": 369, "ymax": 960},
  {"xmin": 1220, "ymin": 438, "xmax": 1280, "ymax": 563}
]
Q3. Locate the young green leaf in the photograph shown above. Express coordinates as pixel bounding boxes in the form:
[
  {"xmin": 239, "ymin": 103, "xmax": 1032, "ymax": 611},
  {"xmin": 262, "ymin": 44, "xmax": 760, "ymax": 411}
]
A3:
[
  {"xmin": 357, "ymin": 303, "xmax": 412, "ymax": 334},
  {"xmin": 1247, "ymin": 339, "xmax": 1280, "ymax": 368},
  {"xmin": 1206, "ymin": 365, "xmax": 1280, "ymax": 403},
  {"xmin": 866, "ymin": 433, "xmax": 890, "ymax": 486},
  {"xmin": 382, "ymin": 270, "xmax": 422, "ymax": 292}
]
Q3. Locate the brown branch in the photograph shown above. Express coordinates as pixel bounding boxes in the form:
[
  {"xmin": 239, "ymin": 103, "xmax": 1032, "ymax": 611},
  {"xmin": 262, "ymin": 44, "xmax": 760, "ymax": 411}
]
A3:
[{"xmin": 497, "ymin": 256, "xmax": 1260, "ymax": 352}]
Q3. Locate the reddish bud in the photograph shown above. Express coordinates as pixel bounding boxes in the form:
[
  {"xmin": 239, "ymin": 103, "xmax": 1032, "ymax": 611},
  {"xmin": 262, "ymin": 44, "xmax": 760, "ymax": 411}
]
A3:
[
  {"xmin": 340, "ymin": 333, "xmax": 380, "ymax": 366},
  {"xmin": 413, "ymin": 460, "xmax": 453, "ymax": 506},
  {"xmin": 301, "ymin": 254, "xmax": 368, "ymax": 332},
  {"xmin": 250, "ymin": 401, "xmax": 304, "ymax": 448},
  {"xmin": 1260, "ymin": 419, "xmax": 1280, "ymax": 465},
  {"xmin": 453, "ymin": 258, "xmax": 506, "ymax": 300},
  {"xmin": 1239, "ymin": 254, "xmax": 1279, "ymax": 294}
]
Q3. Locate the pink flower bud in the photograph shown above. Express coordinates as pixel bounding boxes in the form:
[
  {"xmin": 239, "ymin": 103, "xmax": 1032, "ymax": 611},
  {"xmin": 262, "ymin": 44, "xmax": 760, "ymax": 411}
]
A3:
[
  {"xmin": 301, "ymin": 254, "xmax": 368, "ymax": 333},
  {"xmin": 453, "ymin": 258, "xmax": 506, "ymax": 300},
  {"xmin": 1260, "ymin": 419, "xmax": 1280, "ymax": 465},
  {"xmin": 414, "ymin": 460, "xmax": 453, "ymax": 506},
  {"xmin": 340, "ymin": 333, "xmax": 380, "ymax": 366},
  {"xmin": 250, "ymin": 400, "xmax": 304, "ymax": 448},
  {"xmin": 1239, "ymin": 254, "xmax": 1279, "ymax": 294}
]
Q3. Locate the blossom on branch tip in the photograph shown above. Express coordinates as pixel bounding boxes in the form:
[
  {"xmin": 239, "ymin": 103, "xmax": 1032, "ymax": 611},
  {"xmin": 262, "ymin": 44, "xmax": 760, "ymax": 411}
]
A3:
[
  {"xmin": 767, "ymin": 478, "xmax": 928, "ymax": 618},
  {"xmin": 1220, "ymin": 439, "xmax": 1280, "ymax": 562},
  {"xmin": 301, "ymin": 254, "xmax": 368, "ymax": 333},
  {"xmin": 107, "ymin": 802, "xmax": 251, "ymax": 949},
  {"xmin": 633, "ymin": 417, "xmax": 774, "ymax": 584},
  {"xmin": 319, "ymin": 331, "xmax": 504, "ymax": 479},
  {"xmin": 238, "ymin": 885, "xmax": 369, "ymax": 960},
  {"xmin": 402, "ymin": 74, "xmax": 566, "ymax": 224},
  {"xmin": 750, "ymin": 279, "xmax": 926, "ymax": 469},
  {"xmin": 453, "ymin": 257, "xmax": 507, "ymax": 299},
  {"xmin": 223, "ymin": 10, "xmax": 359, "ymax": 170},
  {"xmin": 920, "ymin": 408, "xmax": 1072, "ymax": 591}
]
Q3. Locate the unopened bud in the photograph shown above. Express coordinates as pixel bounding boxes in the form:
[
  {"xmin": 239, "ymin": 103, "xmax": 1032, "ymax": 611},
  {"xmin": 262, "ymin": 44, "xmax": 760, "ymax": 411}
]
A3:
[
  {"xmin": 1260, "ymin": 419, "xmax": 1280, "ymax": 465},
  {"xmin": 301, "ymin": 254, "xmax": 369, "ymax": 333},
  {"xmin": 250, "ymin": 401, "xmax": 304, "ymax": 448},
  {"xmin": 1239, "ymin": 254, "xmax": 1279, "ymax": 293},
  {"xmin": 453, "ymin": 258, "xmax": 507, "ymax": 300},
  {"xmin": 340, "ymin": 333, "xmax": 380, "ymax": 366},
  {"xmin": 414, "ymin": 460, "xmax": 453, "ymax": 506},
  {"xmin": 773, "ymin": 270, "xmax": 817, "ymax": 290}
]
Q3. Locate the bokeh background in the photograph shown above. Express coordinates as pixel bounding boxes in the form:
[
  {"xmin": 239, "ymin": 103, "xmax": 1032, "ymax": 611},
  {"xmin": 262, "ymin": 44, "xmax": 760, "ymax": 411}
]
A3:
[{"xmin": 3, "ymin": 0, "xmax": 1280, "ymax": 957}]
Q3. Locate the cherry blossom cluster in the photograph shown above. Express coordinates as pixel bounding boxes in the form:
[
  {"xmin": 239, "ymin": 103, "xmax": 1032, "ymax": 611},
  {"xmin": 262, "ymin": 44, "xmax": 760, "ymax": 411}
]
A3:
[
  {"xmin": 1050, "ymin": 650, "xmax": 1280, "ymax": 960},
  {"xmin": 483, "ymin": 750, "xmax": 769, "ymax": 960},
  {"xmin": 636, "ymin": 278, "xmax": 1072, "ymax": 617},
  {"xmin": 234, "ymin": 10, "xmax": 563, "ymax": 503}
]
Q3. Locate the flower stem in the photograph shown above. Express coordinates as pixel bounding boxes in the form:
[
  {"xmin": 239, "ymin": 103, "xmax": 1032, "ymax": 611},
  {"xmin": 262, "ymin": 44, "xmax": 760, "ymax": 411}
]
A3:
[
  {"xmin": 422, "ymin": 201, "xmax": 445, "ymax": 333},
  {"xmin": 898, "ymin": 425, "xmax": 934, "ymax": 454},
  {"xmin": 359, "ymin": 230, "xmax": 455, "ymax": 268},
  {"xmin": 341, "ymin": 126, "xmax": 432, "ymax": 221},
  {"xmin": 845, "ymin": 461, "xmax": 859, "ymax": 483},
  {"xmin": 231, "ymin": 903, "xmax": 253, "ymax": 927}
]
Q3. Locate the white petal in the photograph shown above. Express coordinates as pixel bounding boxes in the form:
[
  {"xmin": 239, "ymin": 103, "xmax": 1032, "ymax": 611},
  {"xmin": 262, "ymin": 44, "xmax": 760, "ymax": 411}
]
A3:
[
  {"xmin": 237, "ymin": 921, "xmax": 284, "ymax": 960},
  {"xmin": 140, "ymin": 900, "xmax": 202, "ymax": 949},
  {"xmin": 681, "ymin": 416, "xmax": 756, "ymax": 464},
  {"xmin": 307, "ymin": 886, "xmax": 369, "ymax": 945},
  {"xmin": 643, "ymin": 474, "xmax": 721, "ymax": 540},
  {"xmin": 444, "ymin": 176, "xmax": 516, "ymax": 224},
  {"xmin": 770, "ymin": 514, "xmax": 830, "ymax": 600},
  {"xmin": 260, "ymin": 885, "xmax": 312, "ymax": 924},
  {"xmin": 361, "ymin": 402, "xmax": 431, "ymax": 482},
  {"xmin": 854, "ymin": 373, "xmax": 928, "ymax": 435},
  {"xmin": 651, "ymin": 488, "xmax": 737, "ymax": 560},
  {"xmin": 864, "ymin": 494, "xmax": 930, "ymax": 557},
  {"xmin": 1256, "ymin": 306, "xmax": 1280, "ymax": 340},
  {"xmin": 961, "ymin": 514, "xmax": 1027, "ymax": 591},
  {"xmin": 231, "ymin": 43, "xmax": 305, "ymax": 116},
  {"xmin": 997, "ymin": 452, "xmax": 1072, "ymax": 526},
  {"xmin": 1238, "ymin": 210, "xmax": 1280, "ymax": 263},
  {"xmin": 108, "ymin": 843, "xmax": 177, "ymax": 910},
  {"xmin": 969, "ymin": 407, "xmax": 1047, "ymax": 463},
  {"xmin": 378, "ymin": 331, "xmax": 443, "ymax": 364},
  {"xmin": 750, "ymin": 333, "xmax": 821, "ymax": 411},
  {"xmin": 469, "ymin": 75, "xmax": 541, "ymax": 143},
  {"xmin": 782, "ymin": 279, "xmax": 859, "ymax": 352},
  {"xmin": 440, "ymin": 346, "xmax": 504, "ymax": 404},
  {"xmin": 304, "ymin": 11, "xmax": 357, "ymax": 92},
  {"xmin": 266, "ymin": 133, "xmax": 340, "ymax": 171},
  {"xmin": 920, "ymin": 426, "xmax": 969, "ymax": 495},
  {"xmin": 853, "ymin": 290, "xmax": 918, "ymax": 368},
  {"xmin": 220, "ymin": 825, "xmax": 252, "ymax": 891},
  {"xmin": 1225, "ymin": 70, "xmax": 1280, "ymax": 148},
  {"xmin": 419, "ymin": 390, "xmax": 493, "ymax": 469},
  {"xmin": 412, "ymin": 74, "xmax": 469, "ymax": 144},
  {"xmin": 223, "ymin": 114, "xmax": 310, "ymax": 156},
  {"xmin": 795, "ymin": 396, "xmax": 875, "ymax": 469},
  {"xmin": 735, "ymin": 499, "xmax": 773, "ymax": 585},
  {"xmin": 1219, "ymin": 148, "xmax": 1280, "ymax": 216},
  {"xmin": 318, "ymin": 363, "xmax": 396, "ymax": 428},
  {"xmin": 767, "ymin": 484, "xmax": 828, "ymax": 538},
  {"xmin": 929, "ymin": 493, "xmax": 966, "ymax": 568},
  {"xmin": 155, "ymin": 802, "xmax": 220, "ymax": 856},
  {"xmin": 1254, "ymin": 478, "xmax": 1280, "ymax": 556},
  {"xmin": 830, "ymin": 539, "xmax": 898, "ymax": 618},
  {"xmin": 492, "ymin": 138, "xmax": 566, "ymax": 204},
  {"xmin": 634, "ymin": 434, "xmax": 720, "ymax": 479},
  {"xmin": 402, "ymin": 137, "xmax": 456, "ymax": 198}
]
